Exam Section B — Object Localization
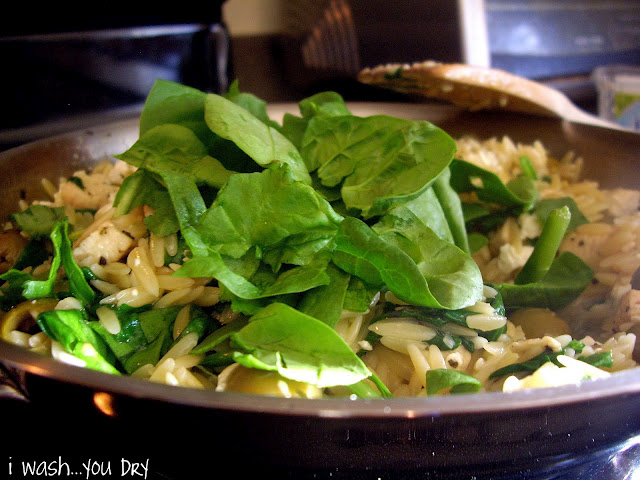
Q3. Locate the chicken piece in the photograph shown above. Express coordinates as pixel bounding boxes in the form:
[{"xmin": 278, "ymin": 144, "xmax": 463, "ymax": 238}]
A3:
[
  {"xmin": 73, "ymin": 222, "xmax": 135, "ymax": 268},
  {"xmin": 613, "ymin": 289, "xmax": 640, "ymax": 332},
  {"xmin": 606, "ymin": 189, "xmax": 640, "ymax": 218},
  {"xmin": 496, "ymin": 243, "xmax": 534, "ymax": 277},
  {"xmin": 59, "ymin": 161, "xmax": 135, "ymax": 212},
  {"xmin": 59, "ymin": 171, "xmax": 116, "ymax": 211},
  {"xmin": 0, "ymin": 230, "xmax": 28, "ymax": 273},
  {"xmin": 558, "ymin": 226, "xmax": 610, "ymax": 269},
  {"xmin": 509, "ymin": 308, "xmax": 571, "ymax": 339},
  {"xmin": 509, "ymin": 335, "xmax": 564, "ymax": 358},
  {"xmin": 612, "ymin": 289, "xmax": 640, "ymax": 361},
  {"xmin": 103, "ymin": 160, "xmax": 136, "ymax": 184}
]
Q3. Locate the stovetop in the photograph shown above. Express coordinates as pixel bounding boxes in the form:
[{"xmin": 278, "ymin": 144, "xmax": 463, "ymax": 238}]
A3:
[{"xmin": 4, "ymin": 393, "xmax": 640, "ymax": 480}]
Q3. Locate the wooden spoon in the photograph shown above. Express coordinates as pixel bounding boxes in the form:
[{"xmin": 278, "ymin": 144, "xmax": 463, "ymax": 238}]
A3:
[{"xmin": 357, "ymin": 61, "xmax": 621, "ymax": 129}]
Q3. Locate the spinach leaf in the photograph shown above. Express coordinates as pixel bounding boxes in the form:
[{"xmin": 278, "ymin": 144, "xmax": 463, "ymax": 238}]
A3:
[
  {"xmin": 138, "ymin": 78, "xmax": 266, "ymax": 174},
  {"xmin": 139, "ymin": 78, "xmax": 211, "ymax": 142},
  {"xmin": 298, "ymin": 91, "xmax": 352, "ymax": 120},
  {"xmin": 37, "ymin": 309, "xmax": 119, "ymax": 374},
  {"xmin": 8, "ymin": 220, "xmax": 94, "ymax": 308},
  {"xmin": 535, "ymin": 197, "xmax": 589, "ymax": 233},
  {"xmin": 158, "ymin": 171, "xmax": 208, "ymax": 257},
  {"xmin": 426, "ymin": 369, "xmax": 482, "ymax": 395},
  {"xmin": 342, "ymin": 276, "xmax": 380, "ymax": 313},
  {"xmin": 115, "ymin": 124, "xmax": 235, "ymax": 190},
  {"xmin": 21, "ymin": 236, "xmax": 62, "ymax": 300},
  {"xmin": 464, "ymin": 207, "xmax": 513, "ymax": 236},
  {"xmin": 176, "ymin": 251, "xmax": 331, "ymax": 301},
  {"xmin": 449, "ymin": 158, "xmax": 538, "ymax": 210},
  {"xmin": 229, "ymin": 302, "xmax": 372, "ymax": 388},
  {"xmin": 332, "ymin": 216, "xmax": 433, "ymax": 306},
  {"xmin": 462, "ymin": 202, "xmax": 491, "ymax": 224},
  {"xmin": 115, "ymin": 306, "xmax": 184, "ymax": 374},
  {"xmin": 281, "ymin": 91, "xmax": 352, "ymax": 149},
  {"xmin": 228, "ymin": 291, "xmax": 300, "ymax": 316},
  {"xmin": 0, "ymin": 270, "xmax": 34, "ymax": 311},
  {"xmin": 494, "ymin": 252, "xmax": 593, "ymax": 310},
  {"xmin": 223, "ymin": 80, "xmax": 280, "ymax": 129},
  {"xmin": 90, "ymin": 305, "xmax": 150, "ymax": 372},
  {"xmin": 332, "ymin": 216, "xmax": 482, "ymax": 310},
  {"xmin": 13, "ymin": 239, "xmax": 50, "ymax": 271},
  {"xmin": 115, "ymin": 170, "xmax": 180, "ymax": 237},
  {"xmin": 92, "ymin": 304, "xmax": 216, "ymax": 374},
  {"xmin": 373, "ymin": 203, "xmax": 483, "ymax": 309},
  {"xmin": 371, "ymin": 287, "xmax": 505, "ymax": 347},
  {"xmin": 174, "ymin": 305, "xmax": 219, "ymax": 343},
  {"xmin": 124, "ymin": 334, "xmax": 169, "ymax": 374},
  {"xmin": 113, "ymin": 169, "xmax": 158, "ymax": 214},
  {"xmin": 280, "ymin": 113, "xmax": 309, "ymax": 152},
  {"xmin": 296, "ymin": 263, "xmax": 351, "ymax": 327},
  {"xmin": 195, "ymin": 164, "xmax": 342, "ymax": 268},
  {"xmin": 139, "ymin": 305, "xmax": 183, "ymax": 343},
  {"xmin": 10, "ymin": 205, "xmax": 66, "ymax": 239},
  {"xmin": 204, "ymin": 93, "xmax": 312, "ymax": 185},
  {"xmin": 348, "ymin": 374, "xmax": 394, "ymax": 398},
  {"xmin": 300, "ymin": 114, "xmax": 457, "ymax": 217},
  {"xmin": 381, "ymin": 186, "xmax": 455, "ymax": 244},
  {"xmin": 428, "ymin": 332, "xmax": 463, "ymax": 351},
  {"xmin": 52, "ymin": 220, "xmax": 96, "ymax": 307},
  {"xmin": 192, "ymin": 316, "xmax": 249, "ymax": 355},
  {"xmin": 467, "ymin": 233, "xmax": 488, "ymax": 254},
  {"xmin": 200, "ymin": 351, "xmax": 236, "ymax": 368},
  {"xmin": 450, "ymin": 158, "xmax": 541, "ymax": 239},
  {"xmin": 487, "ymin": 340, "xmax": 591, "ymax": 382},
  {"xmin": 116, "ymin": 161, "xmax": 208, "ymax": 258},
  {"xmin": 579, "ymin": 351, "xmax": 613, "ymax": 368},
  {"xmin": 488, "ymin": 342, "xmax": 604, "ymax": 380},
  {"xmin": 489, "ymin": 350, "xmax": 561, "ymax": 379},
  {"xmin": 566, "ymin": 339, "xmax": 586, "ymax": 353},
  {"xmin": 432, "ymin": 167, "xmax": 470, "ymax": 254}
]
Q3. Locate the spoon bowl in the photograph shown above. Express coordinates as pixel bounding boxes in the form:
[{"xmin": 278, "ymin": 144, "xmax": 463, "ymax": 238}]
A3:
[{"xmin": 357, "ymin": 61, "xmax": 622, "ymax": 130}]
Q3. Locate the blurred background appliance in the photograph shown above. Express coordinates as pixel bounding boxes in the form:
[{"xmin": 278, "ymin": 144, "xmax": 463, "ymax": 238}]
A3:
[
  {"xmin": 226, "ymin": 0, "xmax": 640, "ymax": 115},
  {"xmin": 485, "ymin": 0, "xmax": 640, "ymax": 103},
  {"xmin": 2, "ymin": 0, "xmax": 638, "ymax": 150},
  {"xmin": 0, "ymin": 6, "xmax": 229, "ymax": 150}
]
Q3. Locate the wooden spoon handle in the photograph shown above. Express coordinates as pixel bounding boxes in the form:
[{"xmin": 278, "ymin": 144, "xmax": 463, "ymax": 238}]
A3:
[{"xmin": 358, "ymin": 61, "xmax": 620, "ymax": 129}]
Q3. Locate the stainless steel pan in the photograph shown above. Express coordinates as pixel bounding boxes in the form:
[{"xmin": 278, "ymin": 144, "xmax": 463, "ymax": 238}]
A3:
[{"xmin": 1, "ymin": 103, "xmax": 640, "ymax": 479}]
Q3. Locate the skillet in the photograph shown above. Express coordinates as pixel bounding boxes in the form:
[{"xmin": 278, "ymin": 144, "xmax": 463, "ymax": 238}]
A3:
[{"xmin": 1, "ymin": 102, "xmax": 640, "ymax": 479}]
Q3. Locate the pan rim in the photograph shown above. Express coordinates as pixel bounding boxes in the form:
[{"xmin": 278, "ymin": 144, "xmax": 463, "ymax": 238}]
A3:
[{"xmin": 3, "ymin": 337, "xmax": 640, "ymax": 418}]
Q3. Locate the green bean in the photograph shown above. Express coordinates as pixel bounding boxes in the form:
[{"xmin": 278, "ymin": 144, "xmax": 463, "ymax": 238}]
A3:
[{"xmin": 515, "ymin": 206, "xmax": 571, "ymax": 285}]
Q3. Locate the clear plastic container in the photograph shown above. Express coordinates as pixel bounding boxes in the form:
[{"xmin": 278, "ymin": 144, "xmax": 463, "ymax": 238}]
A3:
[{"xmin": 593, "ymin": 65, "xmax": 640, "ymax": 132}]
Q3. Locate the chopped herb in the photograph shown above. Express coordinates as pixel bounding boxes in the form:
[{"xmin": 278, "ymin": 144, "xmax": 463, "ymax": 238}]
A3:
[{"xmin": 68, "ymin": 176, "xmax": 85, "ymax": 190}]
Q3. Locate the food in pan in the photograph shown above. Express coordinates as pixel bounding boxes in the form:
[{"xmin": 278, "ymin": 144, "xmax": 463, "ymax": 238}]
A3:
[{"xmin": 1, "ymin": 79, "xmax": 639, "ymax": 398}]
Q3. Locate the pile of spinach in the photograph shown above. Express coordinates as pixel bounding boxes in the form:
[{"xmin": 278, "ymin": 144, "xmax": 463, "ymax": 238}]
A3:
[
  {"xmin": 0, "ymin": 79, "xmax": 595, "ymax": 396},
  {"xmin": 112, "ymin": 79, "xmax": 487, "ymax": 395}
]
